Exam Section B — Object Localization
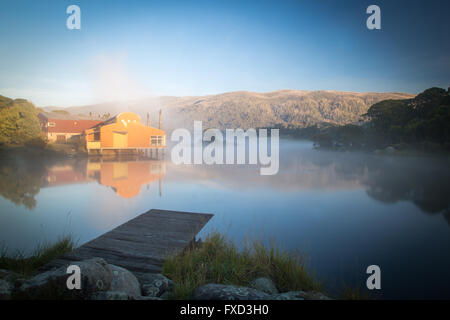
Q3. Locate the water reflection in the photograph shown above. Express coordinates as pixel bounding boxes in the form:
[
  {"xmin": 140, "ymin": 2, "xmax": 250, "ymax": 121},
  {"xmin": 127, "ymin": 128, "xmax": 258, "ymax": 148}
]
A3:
[
  {"xmin": 1, "ymin": 141, "xmax": 450, "ymax": 298},
  {"xmin": 86, "ymin": 160, "xmax": 165, "ymax": 198},
  {"xmin": 0, "ymin": 156, "xmax": 47, "ymax": 209},
  {"xmin": 44, "ymin": 159, "xmax": 165, "ymax": 199},
  {"xmin": 162, "ymin": 148, "xmax": 450, "ymax": 219},
  {"xmin": 0, "ymin": 157, "xmax": 166, "ymax": 207},
  {"xmin": 0, "ymin": 146, "xmax": 449, "ymax": 218}
]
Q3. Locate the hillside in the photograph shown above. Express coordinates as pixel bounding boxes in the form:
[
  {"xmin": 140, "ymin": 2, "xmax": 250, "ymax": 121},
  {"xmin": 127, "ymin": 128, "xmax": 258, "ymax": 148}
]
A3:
[
  {"xmin": 308, "ymin": 87, "xmax": 450, "ymax": 152},
  {"xmin": 43, "ymin": 90, "xmax": 415, "ymax": 130},
  {"xmin": 366, "ymin": 87, "xmax": 450, "ymax": 146}
]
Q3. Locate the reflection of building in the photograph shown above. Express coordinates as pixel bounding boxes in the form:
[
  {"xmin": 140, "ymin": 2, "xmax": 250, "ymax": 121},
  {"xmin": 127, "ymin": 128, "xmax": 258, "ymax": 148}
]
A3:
[
  {"xmin": 38, "ymin": 113, "xmax": 102, "ymax": 143},
  {"xmin": 84, "ymin": 112, "xmax": 166, "ymax": 155},
  {"xmin": 44, "ymin": 165, "xmax": 88, "ymax": 186},
  {"xmin": 44, "ymin": 160, "xmax": 166, "ymax": 199},
  {"xmin": 87, "ymin": 160, "xmax": 166, "ymax": 198}
]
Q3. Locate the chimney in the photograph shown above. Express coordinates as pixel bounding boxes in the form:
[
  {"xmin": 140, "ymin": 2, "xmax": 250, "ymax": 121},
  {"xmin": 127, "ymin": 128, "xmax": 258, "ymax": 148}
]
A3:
[
  {"xmin": 146, "ymin": 112, "xmax": 149, "ymax": 126},
  {"xmin": 159, "ymin": 109, "xmax": 162, "ymax": 129}
]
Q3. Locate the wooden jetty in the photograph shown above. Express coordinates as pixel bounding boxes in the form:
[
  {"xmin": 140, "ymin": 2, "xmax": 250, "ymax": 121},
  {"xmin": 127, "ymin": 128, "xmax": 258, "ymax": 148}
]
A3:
[{"xmin": 41, "ymin": 209, "xmax": 213, "ymax": 276}]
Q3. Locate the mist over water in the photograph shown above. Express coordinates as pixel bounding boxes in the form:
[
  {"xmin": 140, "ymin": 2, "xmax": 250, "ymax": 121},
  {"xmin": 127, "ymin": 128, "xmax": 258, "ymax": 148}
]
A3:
[{"xmin": 0, "ymin": 139, "xmax": 449, "ymax": 299}]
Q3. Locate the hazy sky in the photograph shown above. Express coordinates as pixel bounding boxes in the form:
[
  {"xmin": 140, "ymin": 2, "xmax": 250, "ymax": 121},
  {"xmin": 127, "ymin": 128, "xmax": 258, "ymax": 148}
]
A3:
[{"xmin": 0, "ymin": 0, "xmax": 449, "ymax": 107}]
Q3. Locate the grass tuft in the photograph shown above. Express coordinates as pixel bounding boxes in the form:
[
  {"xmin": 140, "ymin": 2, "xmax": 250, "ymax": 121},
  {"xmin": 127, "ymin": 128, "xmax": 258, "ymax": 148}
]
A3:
[
  {"xmin": 0, "ymin": 235, "xmax": 76, "ymax": 277},
  {"xmin": 162, "ymin": 233, "xmax": 321, "ymax": 299},
  {"xmin": 340, "ymin": 284, "xmax": 374, "ymax": 300}
]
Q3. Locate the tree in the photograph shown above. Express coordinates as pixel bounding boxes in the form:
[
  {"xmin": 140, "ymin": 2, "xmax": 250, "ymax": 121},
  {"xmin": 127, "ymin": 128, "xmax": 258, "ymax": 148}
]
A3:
[{"xmin": 0, "ymin": 95, "xmax": 42, "ymax": 146}]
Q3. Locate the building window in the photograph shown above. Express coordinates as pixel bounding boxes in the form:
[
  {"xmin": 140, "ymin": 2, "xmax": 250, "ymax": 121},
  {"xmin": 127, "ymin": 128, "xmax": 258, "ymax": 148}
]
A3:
[
  {"xmin": 48, "ymin": 122, "xmax": 56, "ymax": 127},
  {"xmin": 94, "ymin": 131, "xmax": 100, "ymax": 141},
  {"xmin": 151, "ymin": 135, "xmax": 163, "ymax": 146}
]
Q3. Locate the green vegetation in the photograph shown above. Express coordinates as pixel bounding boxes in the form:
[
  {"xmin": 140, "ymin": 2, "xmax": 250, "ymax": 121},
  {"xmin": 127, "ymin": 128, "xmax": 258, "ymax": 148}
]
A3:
[
  {"xmin": 0, "ymin": 235, "xmax": 76, "ymax": 277},
  {"xmin": 340, "ymin": 285, "xmax": 373, "ymax": 300},
  {"xmin": 365, "ymin": 87, "xmax": 450, "ymax": 149},
  {"xmin": 0, "ymin": 94, "xmax": 90, "ymax": 156},
  {"xmin": 0, "ymin": 95, "xmax": 43, "ymax": 146},
  {"xmin": 162, "ymin": 233, "xmax": 321, "ymax": 300}
]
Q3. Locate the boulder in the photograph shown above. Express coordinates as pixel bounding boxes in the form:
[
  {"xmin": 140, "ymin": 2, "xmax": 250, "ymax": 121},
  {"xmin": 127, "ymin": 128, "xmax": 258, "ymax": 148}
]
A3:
[
  {"xmin": 91, "ymin": 291, "xmax": 163, "ymax": 300},
  {"xmin": 249, "ymin": 277, "xmax": 278, "ymax": 295},
  {"xmin": 300, "ymin": 291, "xmax": 332, "ymax": 300},
  {"xmin": 0, "ymin": 269, "xmax": 17, "ymax": 281},
  {"xmin": 269, "ymin": 291, "xmax": 305, "ymax": 300},
  {"xmin": 138, "ymin": 273, "xmax": 174, "ymax": 297},
  {"xmin": 0, "ymin": 279, "xmax": 13, "ymax": 300},
  {"xmin": 159, "ymin": 292, "xmax": 169, "ymax": 300},
  {"xmin": 134, "ymin": 295, "xmax": 163, "ymax": 300},
  {"xmin": 385, "ymin": 146, "xmax": 396, "ymax": 154},
  {"xmin": 269, "ymin": 291, "xmax": 331, "ymax": 300},
  {"xmin": 91, "ymin": 291, "xmax": 134, "ymax": 300},
  {"xmin": 191, "ymin": 284, "xmax": 270, "ymax": 300},
  {"xmin": 109, "ymin": 265, "xmax": 141, "ymax": 298},
  {"xmin": 18, "ymin": 258, "xmax": 113, "ymax": 299},
  {"xmin": 0, "ymin": 269, "xmax": 26, "ymax": 298}
]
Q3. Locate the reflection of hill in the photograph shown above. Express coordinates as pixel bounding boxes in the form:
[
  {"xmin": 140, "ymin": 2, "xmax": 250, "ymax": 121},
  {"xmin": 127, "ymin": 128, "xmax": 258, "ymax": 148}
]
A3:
[
  {"xmin": 0, "ymin": 158, "xmax": 45, "ymax": 209},
  {"xmin": 362, "ymin": 157, "xmax": 450, "ymax": 214},
  {"xmin": 164, "ymin": 144, "xmax": 450, "ymax": 217}
]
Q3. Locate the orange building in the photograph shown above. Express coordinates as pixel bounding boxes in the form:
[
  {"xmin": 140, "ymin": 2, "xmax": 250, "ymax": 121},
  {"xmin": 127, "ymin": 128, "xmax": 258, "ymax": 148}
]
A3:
[{"xmin": 84, "ymin": 112, "xmax": 165, "ymax": 154}]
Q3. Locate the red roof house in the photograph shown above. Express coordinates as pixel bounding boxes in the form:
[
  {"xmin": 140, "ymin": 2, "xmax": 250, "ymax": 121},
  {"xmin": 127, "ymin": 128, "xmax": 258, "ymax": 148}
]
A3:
[{"xmin": 38, "ymin": 112, "xmax": 103, "ymax": 143}]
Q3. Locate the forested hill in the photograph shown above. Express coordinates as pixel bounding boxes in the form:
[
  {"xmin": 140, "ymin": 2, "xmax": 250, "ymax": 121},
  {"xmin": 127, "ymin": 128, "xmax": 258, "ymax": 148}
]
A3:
[
  {"xmin": 48, "ymin": 90, "xmax": 414, "ymax": 130},
  {"xmin": 307, "ymin": 87, "xmax": 450, "ymax": 152},
  {"xmin": 0, "ymin": 95, "xmax": 41, "ymax": 146},
  {"xmin": 366, "ymin": 87, "xmax": 450, "ymax": 145}
]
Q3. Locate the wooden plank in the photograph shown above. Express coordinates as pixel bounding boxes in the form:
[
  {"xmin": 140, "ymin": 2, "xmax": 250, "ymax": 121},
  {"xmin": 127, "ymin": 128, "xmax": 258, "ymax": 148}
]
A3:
[{"xmin": 41, "ymin": 209, "xmax": 213, "ymax": 274}]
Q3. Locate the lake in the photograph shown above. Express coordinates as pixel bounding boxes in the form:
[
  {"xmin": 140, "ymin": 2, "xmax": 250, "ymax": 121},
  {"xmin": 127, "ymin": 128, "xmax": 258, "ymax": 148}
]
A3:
[{"xmin": 1, "ymin": 139, "xmax": 449, "ymax": 299}]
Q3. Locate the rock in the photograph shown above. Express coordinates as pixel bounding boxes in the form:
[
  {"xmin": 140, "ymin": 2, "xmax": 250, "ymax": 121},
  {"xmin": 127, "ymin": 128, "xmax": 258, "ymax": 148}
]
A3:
[
  {"xmin": 300, "ymin": 291, "xmax": 332, "ymax": 300},
  {"xmin": 0, "ymin": 269, "xmax": 16, "ymax": 280},
  {"xmin": 249, "ymin": 277, "xmax": 278, "ymax": 295},
  {"xmin": 269, "ymin": 291, "xmax": 305, "ymax": 300},
  {"xmin": 91, "ymin": 291, "xmax": 133, "ymax": 300},
  {"xmin": 159, "ymin": 292, "xmax": 169, "ymax": 300},
  {"xmin": 0, "ymin": 269, "xmax": 25, "ymax": 291},
  {"xmin": 18, "ymin": 258, "xmax": 113, "ymax": 299},
  {"xmin": 0, "ymin": 279, "xmax": 14, "ymax": 300},
  {"xmin": 269, "ymin": 291, "xmax": 331, "ymax": 300},
  {"xmin": 385, "ymin": 146, "xmax": 396, "ymax": 154},
  {"xmin": 134, "ymin": 295, "xmax": 163, "ymax": 300},
  {"xmin": 191, "ymin": 284, "xmax": 270, "ymax": 300},
  {"xmin": 138, "ymin": 273, "xmax": 174, "ymax": 297},
  {"xmin": 92, "ymin": 291, "xmax": 164, "ymax": 300},
  {"xmin": 109, "ymin": 265, "xmax": 141, "ymax": 298}
]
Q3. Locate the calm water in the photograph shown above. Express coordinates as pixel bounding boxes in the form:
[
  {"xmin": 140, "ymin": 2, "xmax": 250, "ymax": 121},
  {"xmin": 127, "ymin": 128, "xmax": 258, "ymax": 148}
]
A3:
[{"xmin": 1, "ymin": 139, "xmax": 450, "ymax": 299}]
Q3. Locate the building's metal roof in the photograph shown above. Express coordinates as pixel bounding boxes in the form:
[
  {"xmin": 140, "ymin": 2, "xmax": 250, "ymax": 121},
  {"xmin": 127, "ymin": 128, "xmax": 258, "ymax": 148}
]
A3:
[{"xmin": 39, "ymin": 112, "xmax": 103, "ymax": 121}]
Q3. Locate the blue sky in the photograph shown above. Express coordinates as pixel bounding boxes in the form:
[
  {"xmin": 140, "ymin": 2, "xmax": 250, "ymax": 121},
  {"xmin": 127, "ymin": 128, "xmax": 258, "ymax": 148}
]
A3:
[{"xmin": 0, "ymin": 0, "xmax": 448, "ymax": 106}]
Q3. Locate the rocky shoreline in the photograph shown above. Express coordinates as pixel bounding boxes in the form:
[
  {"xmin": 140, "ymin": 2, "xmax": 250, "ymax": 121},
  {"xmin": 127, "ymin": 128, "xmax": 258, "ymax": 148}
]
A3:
[{"xmin": 0, "ymin": 257, "xmax": 330, "ymax": 300}]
